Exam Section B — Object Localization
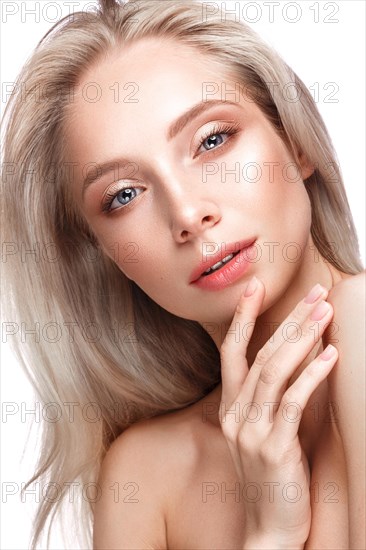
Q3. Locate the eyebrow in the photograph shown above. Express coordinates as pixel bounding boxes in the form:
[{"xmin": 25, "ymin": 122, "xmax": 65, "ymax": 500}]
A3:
[
  {"xmin": 166, "ymin": 98, "xmax": 238, "ymax": 141},
  {"xmin": 82, "ymin": 99, "xmax": 239, "ymax": 199},
  {"xmin": 82, "ymin": 160, "xmax": 133, "ymax": 199}
]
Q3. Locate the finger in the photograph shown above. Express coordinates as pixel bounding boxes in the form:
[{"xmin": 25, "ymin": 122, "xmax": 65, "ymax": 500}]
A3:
[
  {"xmin": 220, "ymin": 276, "xmax": 265, "ymax": 408},
  {"xmin": 249, "ymin": 298, "xmax": 334, "ymax": 406},
  {"xmin": 244, "ymin": 283, "xmax": 330, "ymax": 391},
  {"xmin": 272, "ymin": 344, "xmax": 338, "ymax": 443}
]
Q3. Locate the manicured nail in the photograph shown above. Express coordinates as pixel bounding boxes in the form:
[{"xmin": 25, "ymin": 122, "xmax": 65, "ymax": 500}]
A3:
[
  {"xmin": 310, "ymin": 300, "xmax": 331, "ymax": 321},
  {"xmin": 304, "ymin": 283, "xmax": 326, "ymax": 304},
  {"xmin": 244, "ymin": 276, "xmax": 258, "ymax": 297},
  {"xmin": 319, "ymin": 344, "xmax": 337, "ymax": 361}
]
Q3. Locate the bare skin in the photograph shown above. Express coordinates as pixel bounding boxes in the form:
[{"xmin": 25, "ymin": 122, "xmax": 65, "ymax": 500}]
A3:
[
  {"xmin": 63, "ymin": 37, "xmax": 365, "ymax": 549},
  {"xmin": 94, "ymin": 266, "xmax": 364, "ymax": 550}
]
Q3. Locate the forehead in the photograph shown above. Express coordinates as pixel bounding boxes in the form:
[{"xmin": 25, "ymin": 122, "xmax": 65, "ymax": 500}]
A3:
[
  {"xmin": 77, "ymin": 36, "xmax": 229, "ymax": 88},
  {"xmin": 67, "ymin": 37, "xmax": 236, "ymax": 124}
]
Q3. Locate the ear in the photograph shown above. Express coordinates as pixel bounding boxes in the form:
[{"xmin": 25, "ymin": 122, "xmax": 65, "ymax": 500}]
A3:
[{"xmin": 298, "ymin": 150, "xmax": 315, "ymax": 181}]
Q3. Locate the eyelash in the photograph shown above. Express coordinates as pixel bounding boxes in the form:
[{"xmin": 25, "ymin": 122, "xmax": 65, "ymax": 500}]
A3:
[
  {"xmin": 194, "ymin": 121, "xmax": 240, "ymax": 159},
  {"xmin": 101, "ymin": 121, "xmax": 241, "ymax": 213}
]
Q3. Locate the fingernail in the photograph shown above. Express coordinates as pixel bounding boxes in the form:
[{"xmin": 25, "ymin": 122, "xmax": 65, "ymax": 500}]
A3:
[
  {"xmin": 319, "ymin": 344, "xmax": 337, "ymax": 361},
  {"xmin": 304, "ymin": 283, "xmax": 326, "ymax": 304},
  {"xmin": 310, "ymin": 300, "xmax": 331, "ymax": 321},
  {"xmin": 243, "ymin": 276, "xmax": 258, "ymax": 297}
]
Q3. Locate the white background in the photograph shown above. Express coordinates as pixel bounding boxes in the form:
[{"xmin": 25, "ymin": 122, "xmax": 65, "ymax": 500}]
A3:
[{"xmin": 1, "ymin": 1, "xmax": 365, "ymax": 548}]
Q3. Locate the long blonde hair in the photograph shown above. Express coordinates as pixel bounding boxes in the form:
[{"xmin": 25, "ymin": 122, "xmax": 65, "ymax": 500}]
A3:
[{"xmin": 1, "ymin": 0, "xmax": 363, "ymax": 547}]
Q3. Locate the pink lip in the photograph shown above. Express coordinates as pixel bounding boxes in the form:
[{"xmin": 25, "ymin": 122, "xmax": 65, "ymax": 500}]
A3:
[{"xmin": 189, "ymin": 237, "xmax": 257, "ymax": 288}]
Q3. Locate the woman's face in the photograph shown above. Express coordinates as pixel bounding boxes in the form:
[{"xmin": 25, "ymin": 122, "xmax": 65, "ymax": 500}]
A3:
[{"xmin": 66, "ymin": 38, "xmax": 313, "ymax": 327}]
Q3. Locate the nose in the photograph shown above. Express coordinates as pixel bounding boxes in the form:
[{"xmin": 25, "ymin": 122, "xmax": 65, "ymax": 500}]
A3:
[
  {"xmin": 152, "ymin": 159, "xmax": 222, "ymax": 242},
  {"xmin": 169, "ymin": 195, "xmax": 222, "ymax": 243}
]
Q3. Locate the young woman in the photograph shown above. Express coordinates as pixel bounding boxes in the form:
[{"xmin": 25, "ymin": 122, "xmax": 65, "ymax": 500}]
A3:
[{"xmin": 1, "ymin": 0, "xmax": 364, "ymax": 548}]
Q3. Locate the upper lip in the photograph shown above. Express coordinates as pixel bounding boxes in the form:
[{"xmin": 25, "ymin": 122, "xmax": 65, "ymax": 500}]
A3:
[{"xmin": 189, "ymin": 237, "xmax": 256, "ymax": 283}]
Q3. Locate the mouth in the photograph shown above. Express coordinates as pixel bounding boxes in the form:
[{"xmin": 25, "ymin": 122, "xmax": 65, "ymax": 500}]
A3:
[
  {"xmin": 201, "ymin": 250, "xmax": 241, "ymax": 276},
  {"xmin": 189, "ymin": 237, "xmax": 256, "ymax": 284}
]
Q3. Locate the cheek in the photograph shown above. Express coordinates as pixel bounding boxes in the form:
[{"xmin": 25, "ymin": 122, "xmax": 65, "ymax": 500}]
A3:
[
  {"xmin": 244, "ymin": 135, "xmax": 311, "ymax": 220},
  {"xmin": 87, "ymin": 208, "xmax": 151, "ymax": 271},
  {"xmin": 260, "ymin": 184, "xmax": 312, "ymax": 268},
  {"xmin": 256, "ymin": 177, "xmax": 310, "ymax": 220},
  {"xmin": 218, "ymin": 144, "xmax": 311, "ymax": 229},
  {"xmin": 253, "ymin": 176, "xmax": 312, "ymax": 254},
  {"xmin": 100, "ymin": 228, "xmax": 166, "ymax": 289},
  {"xmin": 213, "ymin": 128, "xmax": 296, "ymax": 199},
  {"xmin": 102, "ymin": 238, "xmax": 151, "ymax": 281}
]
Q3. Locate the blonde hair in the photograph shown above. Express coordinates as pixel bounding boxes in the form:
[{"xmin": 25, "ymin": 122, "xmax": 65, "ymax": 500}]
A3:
[{"xmin": 1, "ymin": 0, "xmax": 363, "ymax": 547}]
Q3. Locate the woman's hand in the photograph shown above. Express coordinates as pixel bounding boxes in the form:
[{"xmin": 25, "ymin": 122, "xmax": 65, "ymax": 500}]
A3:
[{"xmin": 219, "ymin": 277, "xmax": 338, "ymax": 550}]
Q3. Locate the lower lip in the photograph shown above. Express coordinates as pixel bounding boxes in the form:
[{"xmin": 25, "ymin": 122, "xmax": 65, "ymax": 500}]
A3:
[{"xmin": 191, "ymin": 241, "xmax": 257, "ymax": 291}]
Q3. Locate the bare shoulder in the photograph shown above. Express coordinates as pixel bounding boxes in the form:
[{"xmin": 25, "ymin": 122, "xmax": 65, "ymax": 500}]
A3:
[
  {"xmin": 109, "ymin": 404, "xmax": 205, "ymax": 477},
  {"xmin": 93, "ymin": 418, "xmax": 168, "ymax": 549},
  {"xmin": 327, "ymin": 269, "xmax": 365, "ymax": 305},
  {"xmin": 93, "ymin": 402, "xmax": 205, "ymax": 549},
  {"xmin": 324, "ymin": 269, "xmax": 365, "ymax": 366}
]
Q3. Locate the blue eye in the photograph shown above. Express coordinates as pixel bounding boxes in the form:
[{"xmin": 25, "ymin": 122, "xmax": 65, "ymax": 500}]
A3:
[
  {"xmin": 102, "ymin": 186, "xmax": 143, "ymax": 213},
  {"xmin": 115, "ymin": 188, "xmax": 136, "ymax": 205},
  {"xmin": 201, "ymin": 133, "xmax": 224, "ymax": 150},
  {"xmin": 196, "ymin": 121, "xmax": 240, "ymax": 157}
]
